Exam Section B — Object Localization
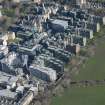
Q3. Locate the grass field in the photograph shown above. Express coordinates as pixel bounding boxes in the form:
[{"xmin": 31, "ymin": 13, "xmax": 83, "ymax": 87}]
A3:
[
  {"xmin": 51, "ymin": 26, "xmax": 105, "ymax": 105},
  {"xmin": 72, "ymin": 37, "xmax": 105, "ymax": 81},
  {"xmin": 51, "ymin": 86, "xmax": 105, "ymax": 105}
]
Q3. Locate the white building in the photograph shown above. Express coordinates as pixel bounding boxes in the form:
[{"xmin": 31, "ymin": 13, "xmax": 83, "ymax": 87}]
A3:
[
  {"xmin": 29, "ymin": 65, "xmax": 57, "ymax": 82},
  {"xmin": 103, "ymin": 17, "xmax": 105, "ymax": 25},
  {"xmin": 0, "ymin": 10, "xmax": 2, "ymax": 18},
  {"xmin": 0, "ymin": 39, "xmax": 8, "ymax": 56},
  {"xmin": 76, "ymin": 0, "xmax": 86, "ymax": 5},
  {"xmin": 12, "ymin": 0, "xmax": 30, "ymax": 3}
]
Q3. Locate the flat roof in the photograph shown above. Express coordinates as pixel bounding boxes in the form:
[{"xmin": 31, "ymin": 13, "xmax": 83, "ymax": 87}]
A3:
[{"xmin": 0, "ymin": 89, "xmax": 17, "ymax": 99}]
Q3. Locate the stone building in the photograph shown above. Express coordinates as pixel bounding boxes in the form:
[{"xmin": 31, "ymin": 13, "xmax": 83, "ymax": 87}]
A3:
[
  {"xmin": 69, "ymin": 0, "xmax": 86, "ymax": 6},
  {"xmin": 76, "ymin": 0, "xmax": 86, "ymax": 5}
]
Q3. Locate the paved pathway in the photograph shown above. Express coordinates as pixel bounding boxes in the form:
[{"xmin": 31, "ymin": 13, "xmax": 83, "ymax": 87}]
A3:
[{"xmin": 70, "ymin": 79, "xmax": 105, "ymax": 87}]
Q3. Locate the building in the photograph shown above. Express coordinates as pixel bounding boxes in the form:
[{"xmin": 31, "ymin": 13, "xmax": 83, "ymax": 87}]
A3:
[
  {"xmin": 16, "ymin": 31, "xmax": 33, "ymax": 41},
  {"xmin": 79, "ymin": 28, "xmax": 94, "ymax": 39},
  {"xmin": 49, "ymin": 19, "xmax": 68, "ymax": 33},
  {"xmin": 18, "ymin": 44, "xmax": 42, "ymax": 55},
  {"xmin": 86, "ymin": 22, "xmax": 100, "ymax": 32},
  {"xmin": 73, "ymin": 36, "xmax": 87, "ymax": 46},
  {"xmin": 66, "ymin": 44, "xmax": 80, "ymax": 54},
  {"xmin": 0, "ymin": 52, "xmax": 23, "ymax": 75},
  {"xmin": 29, "ymin": 65, "xmax": 57, "ymax": 82},
  {"xmin": 12, "ymin": 0, "xmax": 30, "ymax": 3},
  {"xmin": 103, "ymin": 17, "xmax": 105, "ymax": 25},
  {"xmin": 0, "ymin": 10, "xmax": 2, "ymax": 18},
  {"xmin": 0, "ymin": 39, "xmax": 8, "ymax": 58},
  {"xmin": 33, "ymin": 0, "xmax": 42, "ymax": 4},
  {"xmin": 0, "ymin": 32, "xmax": 8, "ymax": 41},
  {"xmin": 69, "ymin": 0, "xmax": 86, "ymax": 6},
  {"xmin": 7, "ymin": 32, "xmax": 16, "ymax": 41},
  {"xmin": 76, "ymin": 0, "xmax": 86, "ymax": 5}
]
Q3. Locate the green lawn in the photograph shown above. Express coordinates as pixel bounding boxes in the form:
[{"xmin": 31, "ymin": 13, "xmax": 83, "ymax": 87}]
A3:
[
  {"xmin": 71, "ymin": 25, "xmax": 105, "ymax": 81},
  {"xmin": 73, "ymin": 38, "xmax": 105, "ymax": 81},
  {"xmin": 51, "ymin": 86, "xmax": 105, "ymax": 105}
]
